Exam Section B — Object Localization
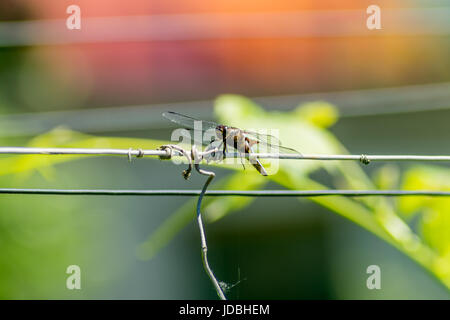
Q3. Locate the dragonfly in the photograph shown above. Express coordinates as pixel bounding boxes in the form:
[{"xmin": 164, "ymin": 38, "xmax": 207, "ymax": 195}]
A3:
[{"xmin": 162, "ymin": 111, "xmax": 300, "ymax": 176}]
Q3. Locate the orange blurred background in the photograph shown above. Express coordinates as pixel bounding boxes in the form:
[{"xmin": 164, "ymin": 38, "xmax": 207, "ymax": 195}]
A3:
[{"xmin": 2, "ymin": 0, "xmax": 448, "ymax": 111}]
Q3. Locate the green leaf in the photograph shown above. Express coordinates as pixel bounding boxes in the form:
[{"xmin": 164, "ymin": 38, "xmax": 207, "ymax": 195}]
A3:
[{"xmin": 399, "ymin": 165, "xmax": 450, "ymax": 285}]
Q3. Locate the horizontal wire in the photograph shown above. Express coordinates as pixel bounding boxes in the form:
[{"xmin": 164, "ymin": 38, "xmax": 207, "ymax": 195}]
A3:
[
  {"xmin": 0, "ymin": 147, "xmax": 167, "ymax": 157},
  {"xmin": 1, "ymin": 8, "xmax": 449, "ymax": 47},
  {"xmin": 1, "ymin": 147, "xmax": 450, "ymax": 162},
  {"xmin": 1, "ymin": 82, "xmax": 449, "ymax": 138},
  {"xmin": 250, "ymin": 154, "xmax": 450, "ymax": 161},
  {"xmin": 2, "ymin": 148, "xmax": 448, "ymax": 198},
  {"xmin": 0, "ymin": 189, "xmax": 449, "ymax": 197}
]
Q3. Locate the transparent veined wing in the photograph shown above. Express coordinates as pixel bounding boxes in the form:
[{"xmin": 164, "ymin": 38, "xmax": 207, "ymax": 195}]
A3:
[
  {"xmin": 271, "ymin": 144, "xmax": 302, "ymax": 155},
  {"xmin": 163, "ymin": 111, "xmax": 223, "ymax": 148},
  {"xmin": 242, "ymin": 130, "xmax": 282, "ymax": 146},
  {"xmin": 254, "ymin": 143, "xmax": 301, "ymax": 155},
  {"xmin": 162, "ymin": 111, "xmax": 218, "ymax": 131},
  {"xmin": 242, "ymin": 130, "xmax": 301, "ymax": 155}
]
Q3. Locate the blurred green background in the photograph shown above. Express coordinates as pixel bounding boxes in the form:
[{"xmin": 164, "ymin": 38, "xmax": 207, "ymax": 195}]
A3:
[{"xmin": 1, "ymin": 0, "xmax": 450, "ymax": 299}]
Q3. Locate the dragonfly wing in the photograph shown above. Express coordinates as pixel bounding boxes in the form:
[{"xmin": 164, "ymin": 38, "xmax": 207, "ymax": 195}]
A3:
[
  {"xmin": 274, "ymin": 145, "xmax": 302, "ymax": 155},
  {"xmin": 242, "ymin": 131, "xmax": 301, "ymax": 155},
  {"xmin": 177, "ymin": 128, "xmax": 210, "ymax": 146},
  {"xmin": 256, "ymin": 142, "xmax": 301, "ymax": 155},
  {"xmin": 242, "ymin": 130, "xmax": 282, "ymax": 146},
  {"xmin": 163, "ymin": 111, "xmax": 218, "ymax": 131}
]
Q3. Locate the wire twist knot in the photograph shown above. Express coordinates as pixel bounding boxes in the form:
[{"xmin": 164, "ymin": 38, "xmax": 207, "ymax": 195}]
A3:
[
  {"xmin": 360, "ymin": 154, "xmax": 371, "ymax": 165},
  {"xmin": 158, "ymin": 145, "xmax": 173, "ymax": 160}
]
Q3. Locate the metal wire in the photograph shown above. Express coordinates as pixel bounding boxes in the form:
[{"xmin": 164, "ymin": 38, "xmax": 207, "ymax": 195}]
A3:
[
  {"xmin": 2, "ymin": 144, "xmax": 449, "ymax": 299},
  {"xmin": 0, "ymin": 189, "xmax": 449, "ymax": 197},
  {"xmin": 0, "ymin": 147, "xmax": 167, "ymax": 157},
  {"xmin": 2, "ymin": 147, "xmax": 450, "ymax": 163},
  {"xmin": 1, "ymin": 147, "xmax": 449, "ymax": 197},
  {"xmin": 191, "ymin": 145, "xmax": 226, "ymax": 300}
]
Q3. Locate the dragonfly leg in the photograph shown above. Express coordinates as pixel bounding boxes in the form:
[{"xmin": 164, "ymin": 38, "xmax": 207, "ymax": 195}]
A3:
[
  {"xmin": 222, "ymin": 127, "xmax": 227, "ymax": 159},
  {"xmin": 237, "ymin": 150, "xmax": 246, "ymax": 170},
  {"xmin": 222, "ymin": 142, "xmax": 227, "ymax": 159},
  {"xmin": 246, "ymin": 143, "xmax": 268, "ymax": 176}
]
